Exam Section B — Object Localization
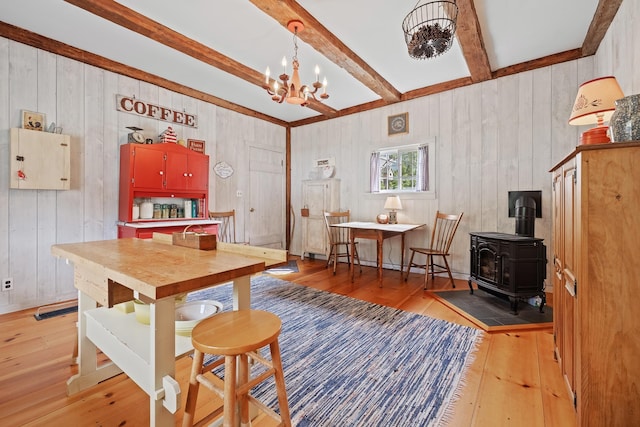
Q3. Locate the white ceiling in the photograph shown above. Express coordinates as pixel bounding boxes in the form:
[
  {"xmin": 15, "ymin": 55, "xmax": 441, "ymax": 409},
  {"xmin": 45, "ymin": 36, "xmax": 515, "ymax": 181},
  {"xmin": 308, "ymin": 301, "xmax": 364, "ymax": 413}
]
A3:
[{"xmin": 0, "ymin": 0, "xmax": 602, "ymax": 124}]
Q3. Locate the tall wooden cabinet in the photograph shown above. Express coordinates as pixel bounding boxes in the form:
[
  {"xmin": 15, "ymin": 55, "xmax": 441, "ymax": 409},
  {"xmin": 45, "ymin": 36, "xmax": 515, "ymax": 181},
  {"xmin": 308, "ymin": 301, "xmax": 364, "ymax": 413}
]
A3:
[
  {"xmin": 301, "ymin": 179, "xmax": 340, "ymax": 259},
  {"xmin": 550, "ymin": 142, "xmax": 640, "ymax": 425}
]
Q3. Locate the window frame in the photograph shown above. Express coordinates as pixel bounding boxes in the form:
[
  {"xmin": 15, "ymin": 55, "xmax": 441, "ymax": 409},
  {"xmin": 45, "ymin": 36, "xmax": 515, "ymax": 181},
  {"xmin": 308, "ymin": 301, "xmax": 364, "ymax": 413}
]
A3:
[{"xmin": 370, "ymin": 138, "xmax": 436, "ymax": 196}]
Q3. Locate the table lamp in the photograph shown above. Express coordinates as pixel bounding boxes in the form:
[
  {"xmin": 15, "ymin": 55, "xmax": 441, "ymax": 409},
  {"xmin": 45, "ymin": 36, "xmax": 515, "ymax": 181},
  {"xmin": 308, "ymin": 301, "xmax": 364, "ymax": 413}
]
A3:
[
  {"xmin": 569, "ymin": 76, "xmax": 624, "ymax": 145},
  {"xmin": 384, "ymin": 195, "xmax": 402, "ymax": 224}
]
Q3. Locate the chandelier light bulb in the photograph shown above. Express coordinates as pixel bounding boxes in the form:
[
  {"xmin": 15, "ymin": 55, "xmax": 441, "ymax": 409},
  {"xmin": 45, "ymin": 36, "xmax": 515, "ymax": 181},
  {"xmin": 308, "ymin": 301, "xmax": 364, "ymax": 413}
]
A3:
[
  {"xmin": 315, "ymin": 65, "xmax": 320, "ymax": 82},
  {"xmin": 281, "ymin": 56, "xmax": 287, "ymax": 74},
  {"xmin": 265, "ymin": 67, "xmax": 270, "ymax": 84}
]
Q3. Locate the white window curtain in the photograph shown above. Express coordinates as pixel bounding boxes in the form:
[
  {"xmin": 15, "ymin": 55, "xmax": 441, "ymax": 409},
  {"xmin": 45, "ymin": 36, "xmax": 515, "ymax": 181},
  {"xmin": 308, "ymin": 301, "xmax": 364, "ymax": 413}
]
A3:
[
  {"xmin": 370, "ymin": 151, "xmax": 380, "ymax": 193},
  {"xmin": 417, "ymin": 145, "xmax": 429, "ymax": 192}
]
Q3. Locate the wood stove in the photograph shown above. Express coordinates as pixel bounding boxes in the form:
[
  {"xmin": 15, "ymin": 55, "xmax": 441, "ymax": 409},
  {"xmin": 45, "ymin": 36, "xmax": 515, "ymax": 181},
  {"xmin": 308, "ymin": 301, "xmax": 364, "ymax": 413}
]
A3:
[{"xmin": 468, "ymin": 232, "xmax": 546, "ymax": 314}]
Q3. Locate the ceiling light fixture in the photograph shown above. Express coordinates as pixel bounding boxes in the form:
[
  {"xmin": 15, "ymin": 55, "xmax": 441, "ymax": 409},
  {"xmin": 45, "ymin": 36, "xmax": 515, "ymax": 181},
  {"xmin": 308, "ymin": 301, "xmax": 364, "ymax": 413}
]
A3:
[
  {"xmin": 262, "ymin": 20, "xmax": 328, "ymax": 106},
  {"xmin": 402, "ymin": 0, "xmax": 458, "ymax": 60}
]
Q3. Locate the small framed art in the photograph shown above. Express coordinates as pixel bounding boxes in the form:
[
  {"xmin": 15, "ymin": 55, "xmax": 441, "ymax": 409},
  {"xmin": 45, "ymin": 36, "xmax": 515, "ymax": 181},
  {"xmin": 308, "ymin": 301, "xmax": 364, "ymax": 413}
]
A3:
[
  {"xmin": 187, "ymin": 139, "xmax": 205, "ymax": 153},
  {"xmin": 22, "ymin": 110, "xmax": 46, "ymax": 131},
  {"xmin": 388, "ymin": 112, "xmax": 408, "ymax": 136}
]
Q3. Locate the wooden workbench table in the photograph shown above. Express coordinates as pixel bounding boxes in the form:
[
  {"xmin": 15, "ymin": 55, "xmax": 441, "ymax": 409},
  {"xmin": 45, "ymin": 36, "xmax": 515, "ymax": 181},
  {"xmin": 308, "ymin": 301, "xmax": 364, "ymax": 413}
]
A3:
[{"xmin": 51, "ymin": 238, "xmax": 286, "ymax": 426}]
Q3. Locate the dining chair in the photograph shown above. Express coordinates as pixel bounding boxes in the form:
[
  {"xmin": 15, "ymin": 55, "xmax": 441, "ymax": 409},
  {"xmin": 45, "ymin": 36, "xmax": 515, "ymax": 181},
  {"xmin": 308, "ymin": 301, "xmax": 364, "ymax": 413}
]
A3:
[
  {"xmin": 405, "ymin": 211, "xmax": 463, "ymax": 289},
  {"xmin": 209, "ymin": 210, "xmax": 236, "ymax": 243},
  {"xmin": 323, "ymin": 210, "xmax": 362, "ymax": 275}
]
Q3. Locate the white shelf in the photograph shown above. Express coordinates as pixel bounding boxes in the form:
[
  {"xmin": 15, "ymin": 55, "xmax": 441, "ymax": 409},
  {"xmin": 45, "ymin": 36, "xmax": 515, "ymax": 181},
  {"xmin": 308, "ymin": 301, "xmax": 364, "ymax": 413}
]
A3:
[
  {"xmin": 117, "ymin": 219, "xmax": 220, "ymax": 228},
  {"xmin": 85, "ymin": 307, "xmax": 193, "ymax": 396}
]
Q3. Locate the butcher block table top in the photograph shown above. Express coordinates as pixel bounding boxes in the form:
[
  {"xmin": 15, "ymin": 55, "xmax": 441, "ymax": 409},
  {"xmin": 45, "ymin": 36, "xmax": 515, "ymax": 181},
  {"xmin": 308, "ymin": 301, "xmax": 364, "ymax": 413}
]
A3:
[{"xmin": 51, "ymin": 238, "xmax": 287, "ymax": 305}]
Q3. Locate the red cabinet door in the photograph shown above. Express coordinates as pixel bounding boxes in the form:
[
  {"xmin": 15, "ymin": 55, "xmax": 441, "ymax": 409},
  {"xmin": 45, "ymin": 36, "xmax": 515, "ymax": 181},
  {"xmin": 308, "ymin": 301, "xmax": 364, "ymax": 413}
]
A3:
[
  {"xmin": 165, "ymin": 151, "xmax": 209, "ymax": 191},
  {"xmin": 132, "ymin": 145, "xmax": 165, "ymax": 189},
  {"xmin": 165, "ymin": 151, "xmax": 189, "ymax": 190},
  {"xmin": 187, "ymin": 153, "xmax": 209, "ymax": 191}
]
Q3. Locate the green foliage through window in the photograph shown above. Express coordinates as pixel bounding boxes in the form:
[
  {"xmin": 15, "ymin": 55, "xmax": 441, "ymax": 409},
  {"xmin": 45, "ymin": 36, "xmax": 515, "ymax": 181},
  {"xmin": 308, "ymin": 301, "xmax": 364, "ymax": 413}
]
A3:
[{"xmin": 379, "ymin": 148, "xmax": 418, "ymax": 191}]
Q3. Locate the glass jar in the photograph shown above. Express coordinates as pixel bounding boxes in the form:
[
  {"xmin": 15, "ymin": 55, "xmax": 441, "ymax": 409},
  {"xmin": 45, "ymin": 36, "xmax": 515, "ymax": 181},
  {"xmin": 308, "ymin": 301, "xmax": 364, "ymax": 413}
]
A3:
[
  {"xmin": 170, "ymin": 204, "xmax": 178, "ymax": 218},
  {"xmin": 162, "ymin": 204, "xmax": 170, "ymax": 219},
  {"xmin": 609, "ymin": 94, "xmax": 640, "ymax": 142},
  {"xmin": 153, "ymin": 203, "xmax": 162, "ymax": 219}
]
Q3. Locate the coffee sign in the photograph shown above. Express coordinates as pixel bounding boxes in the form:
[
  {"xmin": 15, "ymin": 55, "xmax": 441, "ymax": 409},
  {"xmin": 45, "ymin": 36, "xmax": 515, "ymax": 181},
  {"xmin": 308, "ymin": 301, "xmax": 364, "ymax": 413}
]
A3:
[{"xmin": 116, "ymin": 95, "xmax": 198, "ymax": 128}]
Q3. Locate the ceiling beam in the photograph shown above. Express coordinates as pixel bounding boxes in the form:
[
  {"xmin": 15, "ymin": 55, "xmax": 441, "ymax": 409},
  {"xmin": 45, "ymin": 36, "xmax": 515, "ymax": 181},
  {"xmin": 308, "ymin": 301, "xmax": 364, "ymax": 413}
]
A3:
[
  {"xmin": 63, "ymin": 0, "xmax": 338, "ymax": 118},
  {"xmin": 581, "ymin": 0, "xmax": 623, "ymax": 55},
  {"xmin": 249, "ymin": 0, "xmax": 402, "ymax": 103},
  {"xmin": 0, "ymin": 21, "xmax": 288, "ymax": 127},
  {"xmin": 455, "ymin": 0, "xmax": 492, "ymax": 83}
]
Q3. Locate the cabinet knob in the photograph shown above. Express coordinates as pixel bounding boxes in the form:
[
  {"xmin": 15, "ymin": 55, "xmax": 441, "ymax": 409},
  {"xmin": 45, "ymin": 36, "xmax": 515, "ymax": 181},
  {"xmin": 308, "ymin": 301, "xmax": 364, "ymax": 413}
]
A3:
[
  {"xmin": 250, "ymin": 208, "xmax": 255, "ymax": 212},
  {"xmin": 188, "ymin": 173, "xmax": 193, "ymax": 177},
  {"xmin": 183, "ymin": 173, "xmax": 188, "ymax": 177},
  {"xmin": 159, "ymin": 171, "xmax": 163, "ymax": 175}
]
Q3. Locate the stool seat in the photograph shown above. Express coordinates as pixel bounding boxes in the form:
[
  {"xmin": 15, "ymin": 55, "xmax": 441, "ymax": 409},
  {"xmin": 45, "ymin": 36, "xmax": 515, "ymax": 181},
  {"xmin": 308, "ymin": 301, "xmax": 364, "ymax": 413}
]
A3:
[
  {"xmin": 183, "ymin": 309, "xmax": 291, "ymax": 427},
  {"xmin": 192, "ymin": 310, "xmax": 281, "ymax": 355}
]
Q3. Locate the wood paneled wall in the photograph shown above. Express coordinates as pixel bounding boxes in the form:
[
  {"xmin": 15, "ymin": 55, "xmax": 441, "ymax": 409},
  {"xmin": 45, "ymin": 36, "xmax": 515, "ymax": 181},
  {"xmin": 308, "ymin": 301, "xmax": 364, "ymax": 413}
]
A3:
[
  {"xmin": 290, "ymin": 0, "xmax": 640, "ymax": 282},
  {"xmin": 0, "ymin": 42, "xmax": 284, "ymax": 314},
  {"xmin": 0, "ymin": 0, "xmax": 638, "ymax": 313}
]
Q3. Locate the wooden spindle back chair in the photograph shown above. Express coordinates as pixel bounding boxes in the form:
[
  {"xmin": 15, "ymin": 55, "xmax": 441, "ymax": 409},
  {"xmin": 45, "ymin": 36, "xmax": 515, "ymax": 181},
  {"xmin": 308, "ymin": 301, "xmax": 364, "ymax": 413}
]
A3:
[{"xmin": 405, "ymin": 211, "xmax": 463, "ymax": 289}]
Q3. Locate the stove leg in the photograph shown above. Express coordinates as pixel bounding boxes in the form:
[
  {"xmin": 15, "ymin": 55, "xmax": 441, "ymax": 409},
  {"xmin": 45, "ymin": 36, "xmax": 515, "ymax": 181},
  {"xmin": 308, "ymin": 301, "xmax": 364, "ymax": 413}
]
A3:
[
  {"xmin": 468, "ymin": 278, "xmax": 474, "ymax": 294},
  {"xmin": 509, "ymin": 297, "xmax": 519, "ymax": 315},
  {"xmin": 539, "ymin": 292, "xmax": 546, "ymax": 313}
]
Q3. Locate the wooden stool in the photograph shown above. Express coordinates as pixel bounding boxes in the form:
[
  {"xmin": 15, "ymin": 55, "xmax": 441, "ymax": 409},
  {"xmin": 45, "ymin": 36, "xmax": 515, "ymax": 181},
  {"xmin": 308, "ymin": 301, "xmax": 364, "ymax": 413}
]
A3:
[{"xmin": 182, "ymin": 310, "xmax": 291, "ymax": 427}]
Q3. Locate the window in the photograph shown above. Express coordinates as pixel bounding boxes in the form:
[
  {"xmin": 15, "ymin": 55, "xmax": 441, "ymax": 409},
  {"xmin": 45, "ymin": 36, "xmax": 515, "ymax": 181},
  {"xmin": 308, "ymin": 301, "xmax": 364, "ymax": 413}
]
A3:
[{"xmin": 370, "ymin": 142, "xmax": 432, "ymax": 193}]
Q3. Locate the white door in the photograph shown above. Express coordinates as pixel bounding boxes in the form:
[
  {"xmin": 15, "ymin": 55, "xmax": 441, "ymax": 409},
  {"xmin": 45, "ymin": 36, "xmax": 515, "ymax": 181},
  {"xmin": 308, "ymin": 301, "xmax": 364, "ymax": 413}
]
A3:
[{"xmin": 249, "ymin": 146, "xmax": 285, "ymax": 248}]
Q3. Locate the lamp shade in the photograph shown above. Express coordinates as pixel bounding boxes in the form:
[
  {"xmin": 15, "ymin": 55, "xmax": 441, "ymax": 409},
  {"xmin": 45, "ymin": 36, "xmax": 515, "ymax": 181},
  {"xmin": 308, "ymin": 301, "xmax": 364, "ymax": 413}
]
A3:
[
  {"xmin": 569, "ymin": 76, "xmax": 624, "ymax": 125},
  {"xmin": 384, "ymin": 195, "xmax": 403, "ymax": 211},
  {"xmin": 569, "ymin": 76, "xmax": 624, "ymax": 144}
]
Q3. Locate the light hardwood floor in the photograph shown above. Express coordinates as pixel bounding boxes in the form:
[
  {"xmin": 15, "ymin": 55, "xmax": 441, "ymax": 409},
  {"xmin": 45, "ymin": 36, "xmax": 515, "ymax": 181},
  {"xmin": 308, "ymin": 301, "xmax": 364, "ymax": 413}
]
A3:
[{"xmin": 0, "ymin": 257, "xmax": 576, "ymax": 426}]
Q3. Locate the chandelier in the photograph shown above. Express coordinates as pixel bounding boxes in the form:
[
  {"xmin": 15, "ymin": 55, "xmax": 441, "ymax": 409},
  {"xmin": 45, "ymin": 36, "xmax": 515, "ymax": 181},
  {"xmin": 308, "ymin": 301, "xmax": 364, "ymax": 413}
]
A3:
[
  {"xmin": 262, "ymin": 20, "xmax": 329, "ymax": 106},
  {"xmin": 402, "ymin": 0, "xmax": 458, "ymax": 60}
]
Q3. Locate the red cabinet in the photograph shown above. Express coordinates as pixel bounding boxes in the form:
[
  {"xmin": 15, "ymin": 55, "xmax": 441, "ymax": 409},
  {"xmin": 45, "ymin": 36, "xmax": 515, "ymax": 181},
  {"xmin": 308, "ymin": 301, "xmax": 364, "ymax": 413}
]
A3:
[
  {"xmin": 130, "ymin": 145, "xmax": 165, "ymax": 190},
  {"xmin": 119, "ymin": 143, "xmax": 210, "ymax": 224},
  {"xmin": 165, "ymin": 149, "xmax": 209, "ymax": 191}
]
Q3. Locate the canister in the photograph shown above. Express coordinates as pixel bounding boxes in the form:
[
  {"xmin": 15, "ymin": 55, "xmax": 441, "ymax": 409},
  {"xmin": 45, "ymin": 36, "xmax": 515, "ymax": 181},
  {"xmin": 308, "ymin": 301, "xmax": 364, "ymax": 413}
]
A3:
[
  {"xmin": 162, "ymin": 204, "xmax": 170, "ymax": 219},
  {"xmin": 153, "ymin": 204, "xmax": 162, "ymax": 219},
  {"xmin": 170, "ymin": 204, "xmax": 178, "ymax": 218},
  {"xmin": 132, "ymin": 203, "xmax": 140, "ymax": 220},
  {"xmin": 140, "ymin": 199, "xmax": 154, "ymax": 219}
]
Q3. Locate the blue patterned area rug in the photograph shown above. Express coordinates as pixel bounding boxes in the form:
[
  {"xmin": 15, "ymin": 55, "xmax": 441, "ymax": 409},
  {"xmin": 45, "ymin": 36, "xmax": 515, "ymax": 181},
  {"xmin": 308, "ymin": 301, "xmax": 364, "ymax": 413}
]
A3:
[
  {"xmin": 264, "ymin": 259, "xmax": 299, "ymax": 275},
  {"xmin": 188, "ymin": 276, "xmax": 484, "ymax": 426}
]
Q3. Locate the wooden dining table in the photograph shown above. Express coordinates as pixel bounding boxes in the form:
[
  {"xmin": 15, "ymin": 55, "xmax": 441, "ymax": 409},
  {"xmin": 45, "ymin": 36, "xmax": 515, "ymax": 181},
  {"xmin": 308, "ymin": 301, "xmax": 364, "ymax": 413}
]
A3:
[
  {"xmin": 330, "ymin": 221, "xmax": 425, "ymax": 287},
  {"xmin": 51, "ymin": 237, "xmax": 286, "ymax": 427}
]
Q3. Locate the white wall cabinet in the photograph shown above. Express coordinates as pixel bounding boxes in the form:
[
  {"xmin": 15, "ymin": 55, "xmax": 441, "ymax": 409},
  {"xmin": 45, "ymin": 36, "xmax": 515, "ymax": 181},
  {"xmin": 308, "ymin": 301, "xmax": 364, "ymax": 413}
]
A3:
[
  {"xmin": 301, "ymin": 179, "xmax": 340, "ymax": 259},
  {"xmin": 10, "ymin": 128, "xmax": 71, "ymax": 190}
]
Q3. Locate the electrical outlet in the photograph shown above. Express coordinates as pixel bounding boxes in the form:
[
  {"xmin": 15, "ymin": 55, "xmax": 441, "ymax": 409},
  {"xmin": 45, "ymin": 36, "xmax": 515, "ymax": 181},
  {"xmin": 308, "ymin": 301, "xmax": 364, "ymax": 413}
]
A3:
[{"xmin": 2, "ymin": 278, "xmax": 13, "ymax": 291}]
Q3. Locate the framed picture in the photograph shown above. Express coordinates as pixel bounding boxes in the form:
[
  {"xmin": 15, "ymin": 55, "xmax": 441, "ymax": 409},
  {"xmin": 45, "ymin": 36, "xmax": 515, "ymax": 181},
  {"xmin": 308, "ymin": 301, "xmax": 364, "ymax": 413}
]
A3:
[
  {"xmin": 388, "ymin": 112, "xmax": 409, "ymax": 136},
  {"xmin": 187, "ymin": 139, "xmax": 205, "ymax": 153},
  {"xmin": 22, "ymin": 110, "xmax": 46, "ymax": 131}
]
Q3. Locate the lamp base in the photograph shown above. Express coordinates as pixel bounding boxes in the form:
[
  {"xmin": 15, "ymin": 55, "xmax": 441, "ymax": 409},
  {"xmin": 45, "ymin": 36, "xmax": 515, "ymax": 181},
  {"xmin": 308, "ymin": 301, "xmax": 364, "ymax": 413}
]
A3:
[
  {"xmin": 388, "ymin": 210, "xmax": 398, "ymax": 224},
  {"xmin": 580, "ymin": 125, "xmax": 611, "ymax": 145}
]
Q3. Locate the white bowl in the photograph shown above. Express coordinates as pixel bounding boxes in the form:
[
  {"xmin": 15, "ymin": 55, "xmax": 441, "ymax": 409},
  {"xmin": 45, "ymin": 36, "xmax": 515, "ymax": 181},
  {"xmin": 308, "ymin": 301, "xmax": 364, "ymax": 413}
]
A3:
[
  {"xmin": 133, "ymin": 299, "xmax": 150, "ymax": 325},
  {"xmin": 175, "ymin": 300, "xmax": 223, "ymax": 336}
]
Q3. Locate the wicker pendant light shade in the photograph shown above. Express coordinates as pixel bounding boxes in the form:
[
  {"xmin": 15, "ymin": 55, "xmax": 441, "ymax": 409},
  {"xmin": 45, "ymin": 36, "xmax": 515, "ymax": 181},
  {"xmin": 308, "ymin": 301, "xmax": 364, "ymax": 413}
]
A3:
[{"xmin": 402, "ymin": 0, "xmax": 458, "ymax": 60}]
